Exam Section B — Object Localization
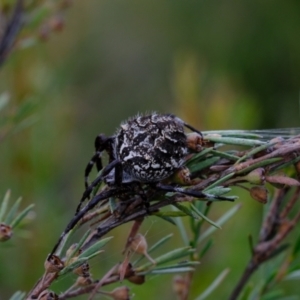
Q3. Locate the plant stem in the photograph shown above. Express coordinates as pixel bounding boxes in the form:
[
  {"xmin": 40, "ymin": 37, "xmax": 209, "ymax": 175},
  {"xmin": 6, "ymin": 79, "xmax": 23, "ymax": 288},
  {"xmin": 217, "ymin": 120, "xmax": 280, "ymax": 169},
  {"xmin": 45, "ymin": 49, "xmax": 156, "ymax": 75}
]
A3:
[{"xmin": 228, "ymin": 260, "xmax": 258, "ymax": 300}]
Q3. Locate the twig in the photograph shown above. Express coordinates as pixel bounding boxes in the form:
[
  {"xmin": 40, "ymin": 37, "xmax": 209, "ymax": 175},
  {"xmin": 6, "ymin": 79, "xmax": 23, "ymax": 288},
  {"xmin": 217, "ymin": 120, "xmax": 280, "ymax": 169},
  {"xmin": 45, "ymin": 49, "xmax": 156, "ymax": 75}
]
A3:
[
  {"xmin": 26, "ymin": 134, "xmax": 300, "ymax": 299},
  {"xmin": 229, "ymin": 187, "xmax": 300, "ymax": 300},
  {"xmin": 0, "ymin": 0, "xmax": 24, "ymax": 67}
]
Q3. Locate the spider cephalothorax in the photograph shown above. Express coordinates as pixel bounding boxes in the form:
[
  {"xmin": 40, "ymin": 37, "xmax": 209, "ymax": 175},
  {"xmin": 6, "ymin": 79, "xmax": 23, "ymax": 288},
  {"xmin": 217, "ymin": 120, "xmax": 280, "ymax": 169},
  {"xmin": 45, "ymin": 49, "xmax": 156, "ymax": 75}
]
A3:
[{"xmin": 49, "ymin": 113, "xmax": 232, "ymax": 257}]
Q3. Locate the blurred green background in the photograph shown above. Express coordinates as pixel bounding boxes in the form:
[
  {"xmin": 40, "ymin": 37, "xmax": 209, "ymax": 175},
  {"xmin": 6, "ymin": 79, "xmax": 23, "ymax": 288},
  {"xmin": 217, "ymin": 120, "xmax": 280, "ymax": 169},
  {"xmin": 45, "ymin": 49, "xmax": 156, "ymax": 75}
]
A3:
[{"xmin": 0, "ymin": 0, "xmax": 300, "ymax": 299}]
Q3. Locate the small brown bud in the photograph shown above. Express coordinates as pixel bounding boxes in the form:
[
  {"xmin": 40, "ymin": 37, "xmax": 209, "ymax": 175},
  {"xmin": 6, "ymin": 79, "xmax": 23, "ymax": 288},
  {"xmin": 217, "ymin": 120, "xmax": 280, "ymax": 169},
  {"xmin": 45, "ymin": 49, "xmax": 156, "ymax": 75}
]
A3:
[
  {"xmin": 129, "ymin": 234, "xmax": 155, "ymax": 264},
  {"xmin": 170, "ymin": 167, "xmax": 191, "ymax": 185},
  {"xmin": 38, "ymin": 290, "xmax": 58, "ymax": 300},
  {"xmin": 118, "ymin": 261, "xmax": 134, "ymax": 279},
  {"xmin": 173, "ymin": 275, "xmax": 188, "ymax": 298},
  {"xmin": 186, "ymin": 132, "xmax": 203, "ymax": 152},
  {"xmin": 129, "ymin": 234, "xmax": 147, "ymax": 255},
  {"xmin": 75, "ymin": 275, "xmax": 93, "ymax": 286},
  {"xmin": 110, "ymin": 286, "xmax": 131, "ymax": 300},
  {"xmin": 269, "ymin": 137, "xmax": 286, "ymax": 148},
  {"xmin": 45, "ymin": 255, "xmax": 64, "ymax": 273},
  {"xmin": 0, "ymin": 223, "xmax": 12, "ymax": 241},
  {"xmin": 127, "ymin": 274, "xmax": 145, "ymax": 285},
  {"xmin": 49, "ymin": 15, "xmax": 64, "ymax": 32},
  {"xmin": 250, "ymin": 186, "xmax": 268, "ymax": 204},
  {"xmin": 73, "ymin": 262, "xmax": 90, "ymax": 277},
  {"xmin": 244, "ymin": 168, "xmax": 265, "ymax": 185}
]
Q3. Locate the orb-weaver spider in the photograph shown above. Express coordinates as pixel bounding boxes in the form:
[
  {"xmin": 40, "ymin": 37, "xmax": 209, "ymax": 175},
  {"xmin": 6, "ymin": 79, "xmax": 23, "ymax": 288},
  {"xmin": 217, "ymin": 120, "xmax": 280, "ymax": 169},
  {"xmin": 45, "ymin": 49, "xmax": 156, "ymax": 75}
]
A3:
[{"xmin": 49, "ymin": 113, "xmax": 232, "ymax": 257}]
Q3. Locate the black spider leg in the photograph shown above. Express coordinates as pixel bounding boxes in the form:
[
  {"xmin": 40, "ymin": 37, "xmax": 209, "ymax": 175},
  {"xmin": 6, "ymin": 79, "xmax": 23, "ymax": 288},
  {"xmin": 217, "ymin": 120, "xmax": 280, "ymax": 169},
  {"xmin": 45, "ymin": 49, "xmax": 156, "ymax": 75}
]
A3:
[
  {"xmin": 49, "ymin": 187, "xmax": 120, "ymax": 258},
  {"xmin": 50, "ymin": 160, "xmax": 124, "ymax": 258},
  {"xmin": 77, "ymin": 159, "xmax": 122, "ymax": 213},
  {"xmin": 141, "ymin": 191, "xmax": 151, "ymax": 212},
  {"xmin": 155, "ymin": 183, "xmax": 234, "ymax": 202},
  {"xmin": 183, "ymin": 123, "xmax": 203, "ymax": 137},
  {"xmin": 84, "ymin": 134, "xmax": 115, "ymax": 190},
  {"xmin": 84, "ymin": 151, "xmax": 102, "ymax": 191},
  {"xmin": 140, "ymin": 184, "xmax": 159, "ymax": 213}
]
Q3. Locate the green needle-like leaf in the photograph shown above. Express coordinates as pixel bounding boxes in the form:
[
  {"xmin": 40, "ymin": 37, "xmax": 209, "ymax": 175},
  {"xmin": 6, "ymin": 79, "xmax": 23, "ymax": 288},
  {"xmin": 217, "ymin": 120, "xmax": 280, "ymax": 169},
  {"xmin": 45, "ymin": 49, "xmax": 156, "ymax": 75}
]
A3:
[
  {"xmin": 152, "ymin": 261, "xmax": 200, "ymax": 270},
  {"xmin": 65, "ymin": 229, "xmax": 92, "ymax": 264},
  {"xmin": 235, "ymin": 141, "xmax": 277, "ymax": 164},
  {"xmin": 57, "ymin": 228, "xmax": 79, "ymax": 258},
  {"xmin": 188, "ymin": 156, "xmax": 220, "ymax": 173},
  {"xmin": 292, "ymin": 235, "xmax": 300, "ymax": 257},
  {"xmin": 171, "ymin": 205, "xmax": 189, "ymax": 245},
  {"xmin": 4, "ymin": 197, "xmax": 22, "ymax": 225},
  {"xmin": 10, "ymin": 204, "xmax": 34, "ymax": 228},
  {"xmin": 204, "ymin": 186, "xmax": 232, "ymax": 196},
  {"xmin": 83, "ymin": 250, "xmax": 104, "ymax": 261},
  {"xmin": 142, "ymin": 266, "xmax": 195, "ymax": 275},
  {"xmin": 173, "ymin": 203, "xmax": 198, "ymax": 219},
  {"xmin": 199, "ymin": 239, "xmax": 213, "ymax": 259},
  {"xmin": 190, "ymin": 204, "xmax": 221, "ymax": 229},
  {"xmin": 186, "ymin": 147, "xmax": 214, "ymax": 166},
  {"xmin": 148, "ymin": 233, "xmax": 173, "ymax": 253},
  {"xmin": 136, "ymin": 246, "xmax": 195, "ymax": 271},
  {"xmin": 237, "ymin": 158, "xmax": 283, "ymax": 175},
  {"xmin": 59, "ymin": 257, "xmax": 88, "ymax": 276},
  {"xmin": 284, "ymin": 270, "xmax": 300, "ymax": 280},
  {"xmin": 152, "ymin": 246, "xmax": 195, "ymax": 265},
  {"xmin": 260, "ymin": 290, "xmax": 285, "ymax": 300},
  {"xmin": 153, "ymin": 211, "xmax": 189, "ymax": 218},
  {"xmin": 8, "ymin": 291, "xmax": 25, "ymax": 300},
  {"xmin": 78, "ymin": 236, "xmax": 113, "ymax": 260},
  {"xmin": 195, "ymin": 268, "xmax": 230, "ymax": 300},
  {"xmin": 209, "ymin": 150, "xmax": 240, "ymax": 161},
  {"xmin": 154, "ymin": 214, "xmax": 177, "ymax": 225},
  {"xmin": 198, "ymin": 204, "xmax": 241, "ymax": 243},
  {"xmin": 0, "ymin": 190, "xmax": 10, "ymax": 222},
  {"xmin": 0, "ymin": 92, "xmax": 9, "ymax": 112},
  {"xmin": 205, "ymin": 173, "xmax": 236, "ymax": 190},
  {"xmin": 265, "ymin": 297, "xmax": 299, "ymax": 300},
  {"xmin": 204, "ymin": 135, "xmax": 266, "ymax": 146},
  {"xmin": 273, "ymin": 155, "xmax": 300, "ymax": 172}
]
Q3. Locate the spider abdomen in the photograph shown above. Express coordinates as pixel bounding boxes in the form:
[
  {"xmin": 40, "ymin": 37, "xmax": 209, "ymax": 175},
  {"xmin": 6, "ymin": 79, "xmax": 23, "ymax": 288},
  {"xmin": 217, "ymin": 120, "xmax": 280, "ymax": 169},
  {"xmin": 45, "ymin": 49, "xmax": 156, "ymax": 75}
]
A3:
[{"xmin": 114, "ymin": 113, "xmax": 188, "ymax": 182}]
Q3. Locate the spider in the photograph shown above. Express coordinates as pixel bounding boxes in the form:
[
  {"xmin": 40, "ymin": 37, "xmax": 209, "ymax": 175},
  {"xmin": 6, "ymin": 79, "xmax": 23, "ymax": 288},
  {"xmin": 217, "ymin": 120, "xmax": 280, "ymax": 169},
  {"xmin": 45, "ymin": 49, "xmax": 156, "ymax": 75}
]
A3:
[{"xmin": 49, "ymin": 113, "xmax": 233, "ymax": 258}]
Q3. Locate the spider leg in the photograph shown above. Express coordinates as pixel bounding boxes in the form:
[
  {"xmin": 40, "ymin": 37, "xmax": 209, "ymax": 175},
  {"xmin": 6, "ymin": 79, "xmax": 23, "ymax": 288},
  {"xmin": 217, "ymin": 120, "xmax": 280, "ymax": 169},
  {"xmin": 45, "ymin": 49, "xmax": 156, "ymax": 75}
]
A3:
[
  {"xmin": 77, "ymin": 159, "xmax": 122, "ymax": 213},
  {"xmin": 85, "ymin": 150, "xmax": 102, "ymax": 190},
  {"xmin": 155, "ymin": 183, "xmax": 234, "ymax": 202},
  {"xmin": 84, "ymin": 134, "xmax": 115, "ymax": 190},
  {"xmin": 49, "ymin": 187, "xmax": 120, "ymax": 258},
  {"xmin": 141, "ymin": 194, "xmax": 151, "ymax": 213},
  {"xmin": 173, "ymin": 115, "xmax": 202, "ymax": 136},
  {"xmin": 183, "ymin": 123, "xmax": 203, "ymax": 137},
  {"xmin": 114, "ymin": 160, "xmax": 123, "ymax": 185}
]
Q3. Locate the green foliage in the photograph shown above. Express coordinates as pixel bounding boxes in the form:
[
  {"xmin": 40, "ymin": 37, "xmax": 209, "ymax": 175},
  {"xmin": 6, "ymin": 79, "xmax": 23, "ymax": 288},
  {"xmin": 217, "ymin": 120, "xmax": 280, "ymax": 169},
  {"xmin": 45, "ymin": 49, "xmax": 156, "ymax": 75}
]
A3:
[
  {"xmin": 8, "ymin": 291, "xmax": 25, "ymax": 300},
  {"xmin": 196, "ymin": 269, "xmax": 230, "ymax": 300},
  {"xmin": 0, "ymin": 190, "xmax": 34, "ymax": 242}
]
